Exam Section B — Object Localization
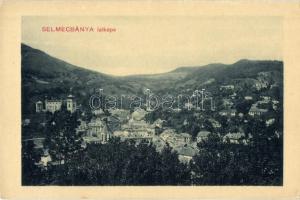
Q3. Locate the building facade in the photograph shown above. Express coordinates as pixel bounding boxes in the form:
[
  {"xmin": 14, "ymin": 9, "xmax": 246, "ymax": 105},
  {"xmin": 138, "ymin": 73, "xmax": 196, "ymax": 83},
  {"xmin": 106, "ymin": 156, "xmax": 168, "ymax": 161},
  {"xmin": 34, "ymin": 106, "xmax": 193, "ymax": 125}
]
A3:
[{"xmin": 35, "ymin": 94, "xmax": 77, "ymax": 113}]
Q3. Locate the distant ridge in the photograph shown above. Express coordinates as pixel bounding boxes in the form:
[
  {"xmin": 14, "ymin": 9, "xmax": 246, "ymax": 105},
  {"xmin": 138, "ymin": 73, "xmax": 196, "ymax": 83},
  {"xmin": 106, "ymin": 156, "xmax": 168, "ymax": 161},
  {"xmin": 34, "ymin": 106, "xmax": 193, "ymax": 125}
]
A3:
[{"xmin": 21, "ymin": 43, "xmax": 283, "ymax": 114}]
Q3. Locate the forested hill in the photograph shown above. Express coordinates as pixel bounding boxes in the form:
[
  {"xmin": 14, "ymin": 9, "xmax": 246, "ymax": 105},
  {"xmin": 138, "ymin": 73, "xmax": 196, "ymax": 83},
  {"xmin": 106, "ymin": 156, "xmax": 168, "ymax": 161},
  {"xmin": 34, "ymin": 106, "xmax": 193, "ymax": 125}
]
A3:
[{"xmin": 21, "ymin": 43, "xmax": 283, "ymax": 114}]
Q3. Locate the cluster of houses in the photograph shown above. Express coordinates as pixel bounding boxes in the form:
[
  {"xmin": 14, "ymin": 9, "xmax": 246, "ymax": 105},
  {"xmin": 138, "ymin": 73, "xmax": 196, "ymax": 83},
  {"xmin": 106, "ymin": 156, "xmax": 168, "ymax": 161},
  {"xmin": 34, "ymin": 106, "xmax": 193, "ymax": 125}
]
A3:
[
  {"xmin": 218, "ymin": 83, "xmax": 279, "ymax": 118},
  {"xmin": 29, "ymin": 82, "xmax": 280, "ymax": 167}
]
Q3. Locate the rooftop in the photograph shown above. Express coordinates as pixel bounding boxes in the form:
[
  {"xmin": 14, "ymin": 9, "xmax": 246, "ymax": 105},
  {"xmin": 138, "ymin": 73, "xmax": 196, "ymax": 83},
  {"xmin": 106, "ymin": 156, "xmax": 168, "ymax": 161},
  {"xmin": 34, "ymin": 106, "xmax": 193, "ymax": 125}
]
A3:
[{"xmin": 197, "ymin": 131, "xmax": 211, "ymax": 137}]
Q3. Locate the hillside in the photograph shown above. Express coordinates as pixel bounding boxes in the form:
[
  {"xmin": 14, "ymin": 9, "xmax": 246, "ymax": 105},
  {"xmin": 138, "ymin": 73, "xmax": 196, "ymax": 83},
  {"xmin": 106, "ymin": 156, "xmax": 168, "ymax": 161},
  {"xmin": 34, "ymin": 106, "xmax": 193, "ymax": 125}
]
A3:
[{"xmin": 21, "ymin": 43, "xmax": 283, "ymax": 114}]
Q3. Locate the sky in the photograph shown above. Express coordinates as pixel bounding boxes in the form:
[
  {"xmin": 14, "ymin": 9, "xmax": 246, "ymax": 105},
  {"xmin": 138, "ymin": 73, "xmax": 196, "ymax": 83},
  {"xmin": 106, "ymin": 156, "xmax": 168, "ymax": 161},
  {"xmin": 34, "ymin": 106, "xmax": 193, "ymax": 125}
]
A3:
[{"xmin": 22, "ymin": 16, "xmax": 283, "ymax": 76}]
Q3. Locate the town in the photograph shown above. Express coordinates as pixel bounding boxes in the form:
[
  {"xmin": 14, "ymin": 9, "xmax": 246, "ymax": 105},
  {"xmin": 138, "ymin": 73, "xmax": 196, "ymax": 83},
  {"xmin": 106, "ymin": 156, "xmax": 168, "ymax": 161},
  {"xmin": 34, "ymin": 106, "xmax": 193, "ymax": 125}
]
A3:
[{"xmin": 22, "ymin": 82, "xmax": 282, "ymax": 169}]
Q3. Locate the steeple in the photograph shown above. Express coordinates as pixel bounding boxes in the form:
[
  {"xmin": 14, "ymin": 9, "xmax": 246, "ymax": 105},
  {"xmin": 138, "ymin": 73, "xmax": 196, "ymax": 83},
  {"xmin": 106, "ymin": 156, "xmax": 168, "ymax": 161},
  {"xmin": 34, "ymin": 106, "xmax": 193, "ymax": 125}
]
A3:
[{"xmin": 66, "ymin": 87, "xmax": 76, "ymax": 113}]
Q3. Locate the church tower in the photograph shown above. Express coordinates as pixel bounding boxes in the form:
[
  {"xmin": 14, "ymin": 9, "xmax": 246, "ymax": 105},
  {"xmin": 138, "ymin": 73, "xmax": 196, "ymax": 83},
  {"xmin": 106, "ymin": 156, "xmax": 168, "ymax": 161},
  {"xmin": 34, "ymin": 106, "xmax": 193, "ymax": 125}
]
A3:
[{"xmin": 66, "ymin": 94, "xmax": 76, "ymax": 113}]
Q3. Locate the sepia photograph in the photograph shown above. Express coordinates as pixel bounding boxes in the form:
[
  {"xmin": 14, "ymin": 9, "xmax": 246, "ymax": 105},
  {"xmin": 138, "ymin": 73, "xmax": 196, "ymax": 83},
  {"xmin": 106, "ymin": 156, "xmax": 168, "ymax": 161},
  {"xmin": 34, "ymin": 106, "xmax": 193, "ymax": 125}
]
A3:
[{"xmin": 20, "ymin": 16, "xmax": 283, "ymax": 186}]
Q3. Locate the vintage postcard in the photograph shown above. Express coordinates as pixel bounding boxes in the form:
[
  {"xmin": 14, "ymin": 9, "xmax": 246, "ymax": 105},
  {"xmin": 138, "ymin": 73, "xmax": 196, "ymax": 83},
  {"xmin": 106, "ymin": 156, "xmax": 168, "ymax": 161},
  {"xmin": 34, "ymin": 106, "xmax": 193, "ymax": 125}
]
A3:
[{"xmin": 0, "ymin": 1, "xmax": 300, "ymax": 200}]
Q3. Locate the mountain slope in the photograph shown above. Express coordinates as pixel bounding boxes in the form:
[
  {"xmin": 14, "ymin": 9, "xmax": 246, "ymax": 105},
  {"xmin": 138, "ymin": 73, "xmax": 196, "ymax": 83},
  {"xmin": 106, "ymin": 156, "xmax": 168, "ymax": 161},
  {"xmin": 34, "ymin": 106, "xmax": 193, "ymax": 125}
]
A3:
[
  {"xmin": 174, "ymin": 59, "xmax": 283, "ymax": 90},
  {"xmin": 21, "ymin": 43, "xmax": 283, "ymax": 114}
]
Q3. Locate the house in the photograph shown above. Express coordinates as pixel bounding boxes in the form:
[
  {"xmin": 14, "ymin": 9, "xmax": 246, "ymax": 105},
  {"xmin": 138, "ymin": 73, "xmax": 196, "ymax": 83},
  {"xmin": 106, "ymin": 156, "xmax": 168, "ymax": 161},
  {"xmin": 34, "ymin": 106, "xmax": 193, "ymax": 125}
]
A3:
[
  {"xmin": 160, "ymin": 129, "xmax": 176, "ymax": 142},
  {"xmin": 177, "ymin": 133, "xmax": 192, "ymax": 143},
  {"xmin": 39, "ymin": 149, "xmax": 52, "ymax": 167},
  {"xmin": 208, "ymin": 119, "xmax": 221, "ymax": 128},
  {"xmin": 220, "ymin": 85, "xmax": 235, "ymax": 90},
  {"xmin": 254, "ymin": 82, "xmax": 268, "ymax": 90},
  {"xmin": 196, "ymin": 131, "xmax": 211, "ymax": 143},
  {"xmin": 176, "ymin": 146, "xmax": 198, "ymax": 163},
  {"xmin": 248, "ymin": 104, "xmax": 267, "ymax": 116},
  {"xmin": 113, "ymin": 130, "xmax": 152, "ymax": 143},
  {"xmin": 230, "ymin": 92, "xmax": 237, "ymax": 99},
  {"xmin": 260, "ymin": 96, "xmax": 271, "ymax": 101},
  {"xmin": 76, "ymin": 119, "xmax": 88, "ymax": 134},
  {"xmin": 244, "ymin": 96, "xmax": 253, "ymax": 100},
  {"xmin": 22, "ymin": 118, "xmax": 31, "ymax": 126},
  {"xmin": 35, "ymin": 101, "xmax": 44, "ymax": 113},
  {"xmin": 219, "ymin": 109, "xmax": 237, "ymax": 117},
  {"xmin": 172, "ymin": 108, "xmax": 182, "ymax": 112},
  {"xmin": 222, "ymin": 99, "xmax": 234, "ymax": 108},
  {"xmin": 272, "ymin": 100, "xmax": 280, "ymax": 110},
  {"xmin": 223, "ymin": 132, "xmax": 246, "ymax": 144},
  {"xmin": 152, "ymin": 136, "xmax": 165, "ymax": 152},
  {"xmin": 131, "ymin": 108, "xmax": 147, "ymax": 121},
  {"xmin": 161, "ymin": 132, "xmax": 191, "ymax": 145},
  {"xmin": 152, "ymin": 118, "xmax": 165, "ymax": 129},
  {"xmin": 113, "ymin": 130, "xmax": 130, "ymax": 139},
  {"xmin": 266, "ymin": 118, "xmax": 275, "ymax": 126},
  {"xmin": 160, "ymin": 129, "xmax": 186, "ymax": 146},
  {"xmin": 92, "ymin": 108, "xmax": 104, "ymax": 116},
  {"xmin": 109, "ymin": 109, "xmax": 130, "ymax": 123},
  {"xmin": 116, "ymin": 110, "xmax": 155, "ymax": 143}
]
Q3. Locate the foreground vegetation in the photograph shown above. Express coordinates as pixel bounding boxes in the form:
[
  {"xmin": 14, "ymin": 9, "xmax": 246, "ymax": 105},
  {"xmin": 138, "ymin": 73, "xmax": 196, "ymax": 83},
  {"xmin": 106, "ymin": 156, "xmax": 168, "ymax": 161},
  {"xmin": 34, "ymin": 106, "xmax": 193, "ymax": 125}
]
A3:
[{"xmin": 22, "ymin": 109, "xmax": 282, "ymax": 185}]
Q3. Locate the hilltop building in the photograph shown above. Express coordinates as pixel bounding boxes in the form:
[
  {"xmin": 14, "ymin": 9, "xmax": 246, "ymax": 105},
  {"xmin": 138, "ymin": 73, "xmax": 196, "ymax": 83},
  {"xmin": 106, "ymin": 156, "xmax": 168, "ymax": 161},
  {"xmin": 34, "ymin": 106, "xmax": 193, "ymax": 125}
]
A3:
[{"xmin": 35, "ymin": 94, "xmax": 77, "ymax": 113}]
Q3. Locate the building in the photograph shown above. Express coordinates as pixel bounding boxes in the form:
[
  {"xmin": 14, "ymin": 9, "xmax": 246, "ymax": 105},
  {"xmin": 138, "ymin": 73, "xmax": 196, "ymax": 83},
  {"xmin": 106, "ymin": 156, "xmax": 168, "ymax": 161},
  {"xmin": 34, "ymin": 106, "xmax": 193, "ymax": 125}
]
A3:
[
  {"xmin": 244, "ymin": 96, "xmax": 253, "ymax": 100},
  {"xmin": 113, "ymin": 130, "xmax": 153, "ymax": 143},
  {"xmin": 223, "ymin": 132, "xmax": 246, "ymax": 144},
  {"xmin": 113, "ymin": 130, "xmax": 130, "ymax": 139},
  {"xmin": 260, "ymin": 96, "xmax": 271, "ymax": 101},
  {"xmin": 160, "ymin": 129, "xmax": 191, "ymax": 146},
  {"xmin": 160, "ymin": 129, "xmax": 176, "ymax": 142},
  {"xmin": 92, "ymin": 108, "xmax": 104, "ymax": 116},
  {"xmin": 35, "ymin": 101, "xmax": 43, "ymax": 113},
  {"xmin": 272, "ymin": 100, "xmax": 280, "ymax": 110},
  {"xmin": 86, "ymin": 117, "xmax": 111, "ymax": 143},
  {"xmin": 176, "ymin": 146, "xmax": 198, "ymax": 163},
  {"xmin": 22, "ymin": 118, "xmax": 31, "ymax": 126},
  {"xmin": 35, "ymin": 94, "xmax": 77, "ymax": 113},
  {"xmin": 76, "ymin": 119, "xmax": 88, "ymax": 134},
  {"xmin": 120, "ymin": 108, "xmax": 154, "ymax": 137},
  {"xmin": 219, "ymin": 109, "xmax": 237, "ymax": 117},
  {"xmin": 208, "ymin": 119, "xmax": 221, "ymax": 129},
  {"xmin": 222, "ymin": 99, "xmax": 234, "ymax": 108},
  {"xmin": 109, "ymin": 109, "xmax": 130, "ymax": 123},
  {"xmin": 131, "ymin": 108, "xmax": 148, "ymax": 121},
  {"xmin": 266, "ymin": 118, "xmax": 275, "ymax": 126},
  {"xmin": 39, "ymin": 149, "xmax": 52, "ymax": 167},
  {"xmin": 178, "ymin": 133, "xmax": 192, "ymax": 144},
  {"xmin": 248, "ymin": 104, "xmax": 268, "ymax": 116},
  {"xmin": 45, "ymin": 99, "xmax": 63, "ymax": 113},
  {"xmin": 220, "ymin": 85, "xmax": 235, "ymax": 90},
  {"xmin": 151, "ymin": 118, "xmax": 165, "ymax": 129},
  {"xmin": 196, "ymin": 130, "xmax": 211, "ymax": 143},
  {"xmin": 66, "ymin": 94, "xmax": 76, "ymax": 113}
]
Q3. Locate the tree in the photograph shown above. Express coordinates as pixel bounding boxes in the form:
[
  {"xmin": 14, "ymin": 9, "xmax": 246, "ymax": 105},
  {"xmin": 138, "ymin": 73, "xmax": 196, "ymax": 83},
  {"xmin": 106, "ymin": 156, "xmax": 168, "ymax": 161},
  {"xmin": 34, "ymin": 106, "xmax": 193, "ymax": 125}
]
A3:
[
  {"xmin": 43, "ymin": 106, "xmax": 83, "ymax": 184},
  {"xmin": 159, "ymin": 144, "xmax": 191, "ymax": 185},
  {"xmin": 236, "ymin": 100, "xmax": 252, "ymax": 115},
  {"xmin": 22, "ymin": 140, "xmax": 41, "ymax": 185}
]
